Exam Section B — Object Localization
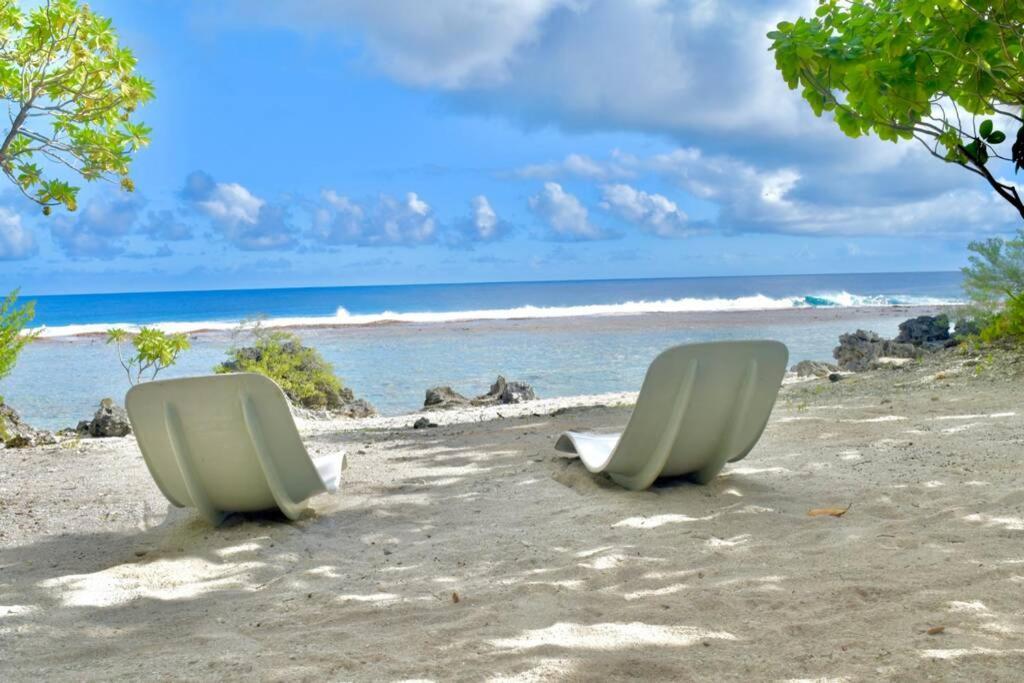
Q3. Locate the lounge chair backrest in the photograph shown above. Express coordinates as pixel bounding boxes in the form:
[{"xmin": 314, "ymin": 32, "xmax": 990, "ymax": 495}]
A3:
[
  {"xmin": 125, "ymin": 373, "xmax": 325, "ymax": 522},
  {"xmin": 610, "ymin": 340, "xmax": 788, "ymax": 488}
]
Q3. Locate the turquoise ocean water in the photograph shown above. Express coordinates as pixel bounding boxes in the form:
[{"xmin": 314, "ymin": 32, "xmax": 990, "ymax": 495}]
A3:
[{"xmin": 4, "ymin": 272, "xmax": 963, "ymax": 430}]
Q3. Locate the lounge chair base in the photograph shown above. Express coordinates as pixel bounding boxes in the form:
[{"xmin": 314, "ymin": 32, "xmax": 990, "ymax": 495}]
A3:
[{"xmin": 554, "ymin": 340, "xmax": 787, "ymax": 490}]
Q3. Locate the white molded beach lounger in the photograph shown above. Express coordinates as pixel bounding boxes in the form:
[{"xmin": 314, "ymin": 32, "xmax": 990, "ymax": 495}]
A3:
[
  {"xmin": 125, "ymin": 373, "xmax": 346, "ymax": 525},
  {"xmin": 555, "ymin": 340, "xmax": 788, "ymax": 490}
]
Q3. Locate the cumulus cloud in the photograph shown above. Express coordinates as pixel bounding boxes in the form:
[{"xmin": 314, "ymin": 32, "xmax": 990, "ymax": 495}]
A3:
[
  {"xmin": 50, "ymin": 195, "xmax": 143, "ymax": 259},
  {"xmin": 443, "ymin": 194, "xmax": 513, "ymax": 248},
  {"xmin": 311, "ymin": 189, "xmax": 437, "ymax": 246},
  {"xmin": 599, "ymin": 183, "xmax": 692, "ymax": 237},
  {"xmin": 228, "ymin": 0, "xmax": 570, "ymax": 89},
  {"xmin": 140, "ymin": 209, "xmax": 193, "ymax": 241},
  {"xmin": 647, "ymin": 147, "xmax": 1020, "ymax": 237},
  {"xmin": 528, "ymin": 182, "xmax": 603, "ymax": 240},
  {"xmin": 181, "ymin": 171, "xmax": 297, "ymax": 250},
  {"xmin": 236, "ymin": 0, "xmax": 1021, "ymax": 242},
  {"xmin": 0, "ymin": 208, "xmax": 37, "ymax": 260},
  {"xmin": 472, "ymin": 195, "xmax": 499, "ymax": 239},
  {"xmin": 233, "ymin": 0, "xmax": 811, "ymax": 147}
]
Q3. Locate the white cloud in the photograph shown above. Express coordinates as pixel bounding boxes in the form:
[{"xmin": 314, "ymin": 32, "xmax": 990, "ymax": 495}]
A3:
[
  {"xmin": 231, "ymin": 0, "xmax": 570, "ymax": 89},
  {"xmin": 0, "ymin": 208, "xmax": 36, "ymax": 260},
  {"xmin": 181, "ymin": 171, "xmax": 296, "ymax": 250},
  {"xmin": 197, "ymin": 182, "xmax": 264, "ymax": 227},
  {"xmin": 237, "ymin": 0, "xmax": 812, "ymax": 141},
  {"xmin": 379, "ymin": 192, "xmax": 435, "ymax": 243},
  {"xmin": 312, "ymin": 189, "xmax": 365, "ymax": 243},
  {"xmin": 528, "ymin": 182, "xmax": 602, "ymax": 239},
  {"xmin": 648, "ymin": 147, "xmax": 1020, "ymax": 237},
  {"xmin": 599, "ymin": 183, "xmax": 691, "ymax": 237},
  {"xmin": 472, "ymin": 195, "xmax": 498, "ymax": 239},
  {"xmin": 312, "ymin": 190, "xmax": 437, "ymax": 246},
  {"xmin": 49, "ymin": 195, "xmax": 143, "ymax": 259}
]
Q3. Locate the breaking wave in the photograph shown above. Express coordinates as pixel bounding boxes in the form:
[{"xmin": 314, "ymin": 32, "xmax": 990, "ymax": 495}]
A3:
[{"xmin": 32, "ymin": 290, "xmax": 962, "ymax": 338}]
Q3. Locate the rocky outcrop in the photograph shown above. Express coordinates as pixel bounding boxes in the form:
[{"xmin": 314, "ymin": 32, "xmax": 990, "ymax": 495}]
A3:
[
  {"xmin": 335, "ymin": 387, "xmax": 377, "ymax": 418},
  {"xmin": 833, "ymin": 329, "xmax": 919, "ymax": 372},
  {"xmin": 0, "ymin": 403, "xmax": 56, "ymax": 448},
  {"xmin": 423, "ymin": 375, "xmax": 539, "ymax": 411},
  {"xmin": 424, "ymin": 386, "xmax": 469, "ymax": 410},
  {"xmin": 474, "ymin": 376, "xmax": 537, "ymax": 405},
  {"xmin": 895, "ymin": 314, "xmax": 952, "ymax": 350},
  {"xmin": 77, "ymin": 398, "xmax": 132, "ymax": 438},
  {"xmin": 834, "ymin": 315, "xmax": 966, "ymax": 372},
  {"xmin": 791, "ymin": 360, "xmax": 839, "ymax": 378}
]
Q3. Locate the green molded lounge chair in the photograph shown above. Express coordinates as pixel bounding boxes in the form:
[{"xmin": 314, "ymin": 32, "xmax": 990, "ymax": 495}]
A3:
[
  {"xmin": 125, "ymin": 373, "xmax": 346, "ymax": 525},
  {"xmin": 555, "ymin": 340, "xmax": 788, "ymax": 490}
]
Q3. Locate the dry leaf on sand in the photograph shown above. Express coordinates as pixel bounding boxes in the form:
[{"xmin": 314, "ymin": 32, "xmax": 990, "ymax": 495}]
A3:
[{"xmin": 808, "ymin": 505, "xmax": 851, "ymax": 517}]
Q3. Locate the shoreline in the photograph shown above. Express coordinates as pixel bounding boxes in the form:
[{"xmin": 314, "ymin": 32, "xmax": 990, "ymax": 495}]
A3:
[{"xmin": 4, "ymin": 305, "xmax": 961, "ymax": 431}]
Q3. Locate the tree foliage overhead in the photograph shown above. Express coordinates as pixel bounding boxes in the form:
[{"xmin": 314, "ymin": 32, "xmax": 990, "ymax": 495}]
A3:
[
  {"xmin": 0, "ymin": 0, "xmax": 153, "ymax": 213},
  {"xmin": 769, "ymin": 1, "xmax": 1024, "ymax": 219}
]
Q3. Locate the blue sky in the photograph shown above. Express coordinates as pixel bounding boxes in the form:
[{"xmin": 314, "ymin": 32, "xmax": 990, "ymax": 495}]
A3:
[{"xmin": 0, "ymin": 0, "xmax": 1020, "ymax": 295}]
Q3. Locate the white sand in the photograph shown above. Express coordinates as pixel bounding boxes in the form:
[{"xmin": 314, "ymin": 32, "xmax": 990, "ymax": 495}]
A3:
[{"xmin": 2, "ymin": 357, "xmax": 1023, "ymax": 681}]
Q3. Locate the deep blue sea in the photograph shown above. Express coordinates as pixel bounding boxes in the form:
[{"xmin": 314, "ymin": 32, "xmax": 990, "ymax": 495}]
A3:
[
  {"xmin": 26, "ymin": 271, "xmax": 963, "ymax": 332},
  {"xmin": 4, "ymin": 272, "xmax": 964, "ymax": 430}
]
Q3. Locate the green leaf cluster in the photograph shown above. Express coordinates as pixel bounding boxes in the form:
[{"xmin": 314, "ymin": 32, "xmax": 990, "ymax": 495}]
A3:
[
  {"xmin": 214, "ymin": 330, "xmax": 347, "ymax": 410},
  {"xmin": 962, "ymin": 229, "xmax": 1024, "ymax": 344},
  {"xmin": 0, "ymin": 0, "xmax": 153, "ymax": 212},
  {"xmin": 770, "ymin": 1, "xmax": 1024, "ymax": 215},
  {"xmin": 0, "ymin": 289, "xmax": 37, "ymax": 398},
  {"xmin": 106, "ymin": 326, "xmax": 189, "ymax": 385}
]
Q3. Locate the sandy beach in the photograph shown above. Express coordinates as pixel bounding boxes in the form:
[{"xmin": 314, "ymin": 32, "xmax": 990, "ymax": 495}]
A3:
[{"xmin": 2, "ymin": 348, "xmax": 1023, "ymax": 681}]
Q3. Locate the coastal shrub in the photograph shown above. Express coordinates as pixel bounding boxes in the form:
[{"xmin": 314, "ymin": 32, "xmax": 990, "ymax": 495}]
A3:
[
  {"xmin": 215, "ymin": 330, "xmax": 346, "ymax": 410},
  {"xmin": 962, "ymin": 230, "xmax": 1024, "ymax": 345},
  {"xmin": 106, "ymin": 327, "xmax": 190, "ymax": 385},
  {"xmin": 0, "ymin": 290, "xmax": 38, "ymax": 401}
]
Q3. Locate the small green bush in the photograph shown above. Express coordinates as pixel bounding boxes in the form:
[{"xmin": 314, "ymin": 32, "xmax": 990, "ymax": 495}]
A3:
[
  {"xmin": 215, "ymin": 330, "xmax": 346, "ymax": 410},
  {"xmin": 107, "ymin": 327, "xmax": 190, "ymax": 385},
  {"xmin": 962, "ymin": 230, "xmax": 1024, "ymax": 345},
  {"xmin": 0, "ymin": 289, "xmax": 38, "ymax": 402},
  {"xmin": 979, "ymin": 296, "xmax": 1024, "ymax": 344}
]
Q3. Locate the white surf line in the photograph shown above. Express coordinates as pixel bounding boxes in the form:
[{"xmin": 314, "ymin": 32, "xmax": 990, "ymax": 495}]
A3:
[{"xmin": 29, "ymin": 292, "xmax": 966, "ymax": 339}]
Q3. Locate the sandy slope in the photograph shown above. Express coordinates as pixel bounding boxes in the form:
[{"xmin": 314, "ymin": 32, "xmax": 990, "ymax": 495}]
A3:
[{"xmin": 1, "ymin": 351, "xmax": 1023, "ymax": 681}]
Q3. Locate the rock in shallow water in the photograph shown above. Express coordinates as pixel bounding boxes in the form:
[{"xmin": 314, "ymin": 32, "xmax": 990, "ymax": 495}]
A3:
[
  {"xmin": 425, "ymin": 375, "xmax": 539, "ymax": 410},
  {"xmin": 474, "ymin": 376, "xmax": 537, "ymax": 405},
  {"xmin": 424, "ymin": 386, "xmax": 469, "ymax": 410}
]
